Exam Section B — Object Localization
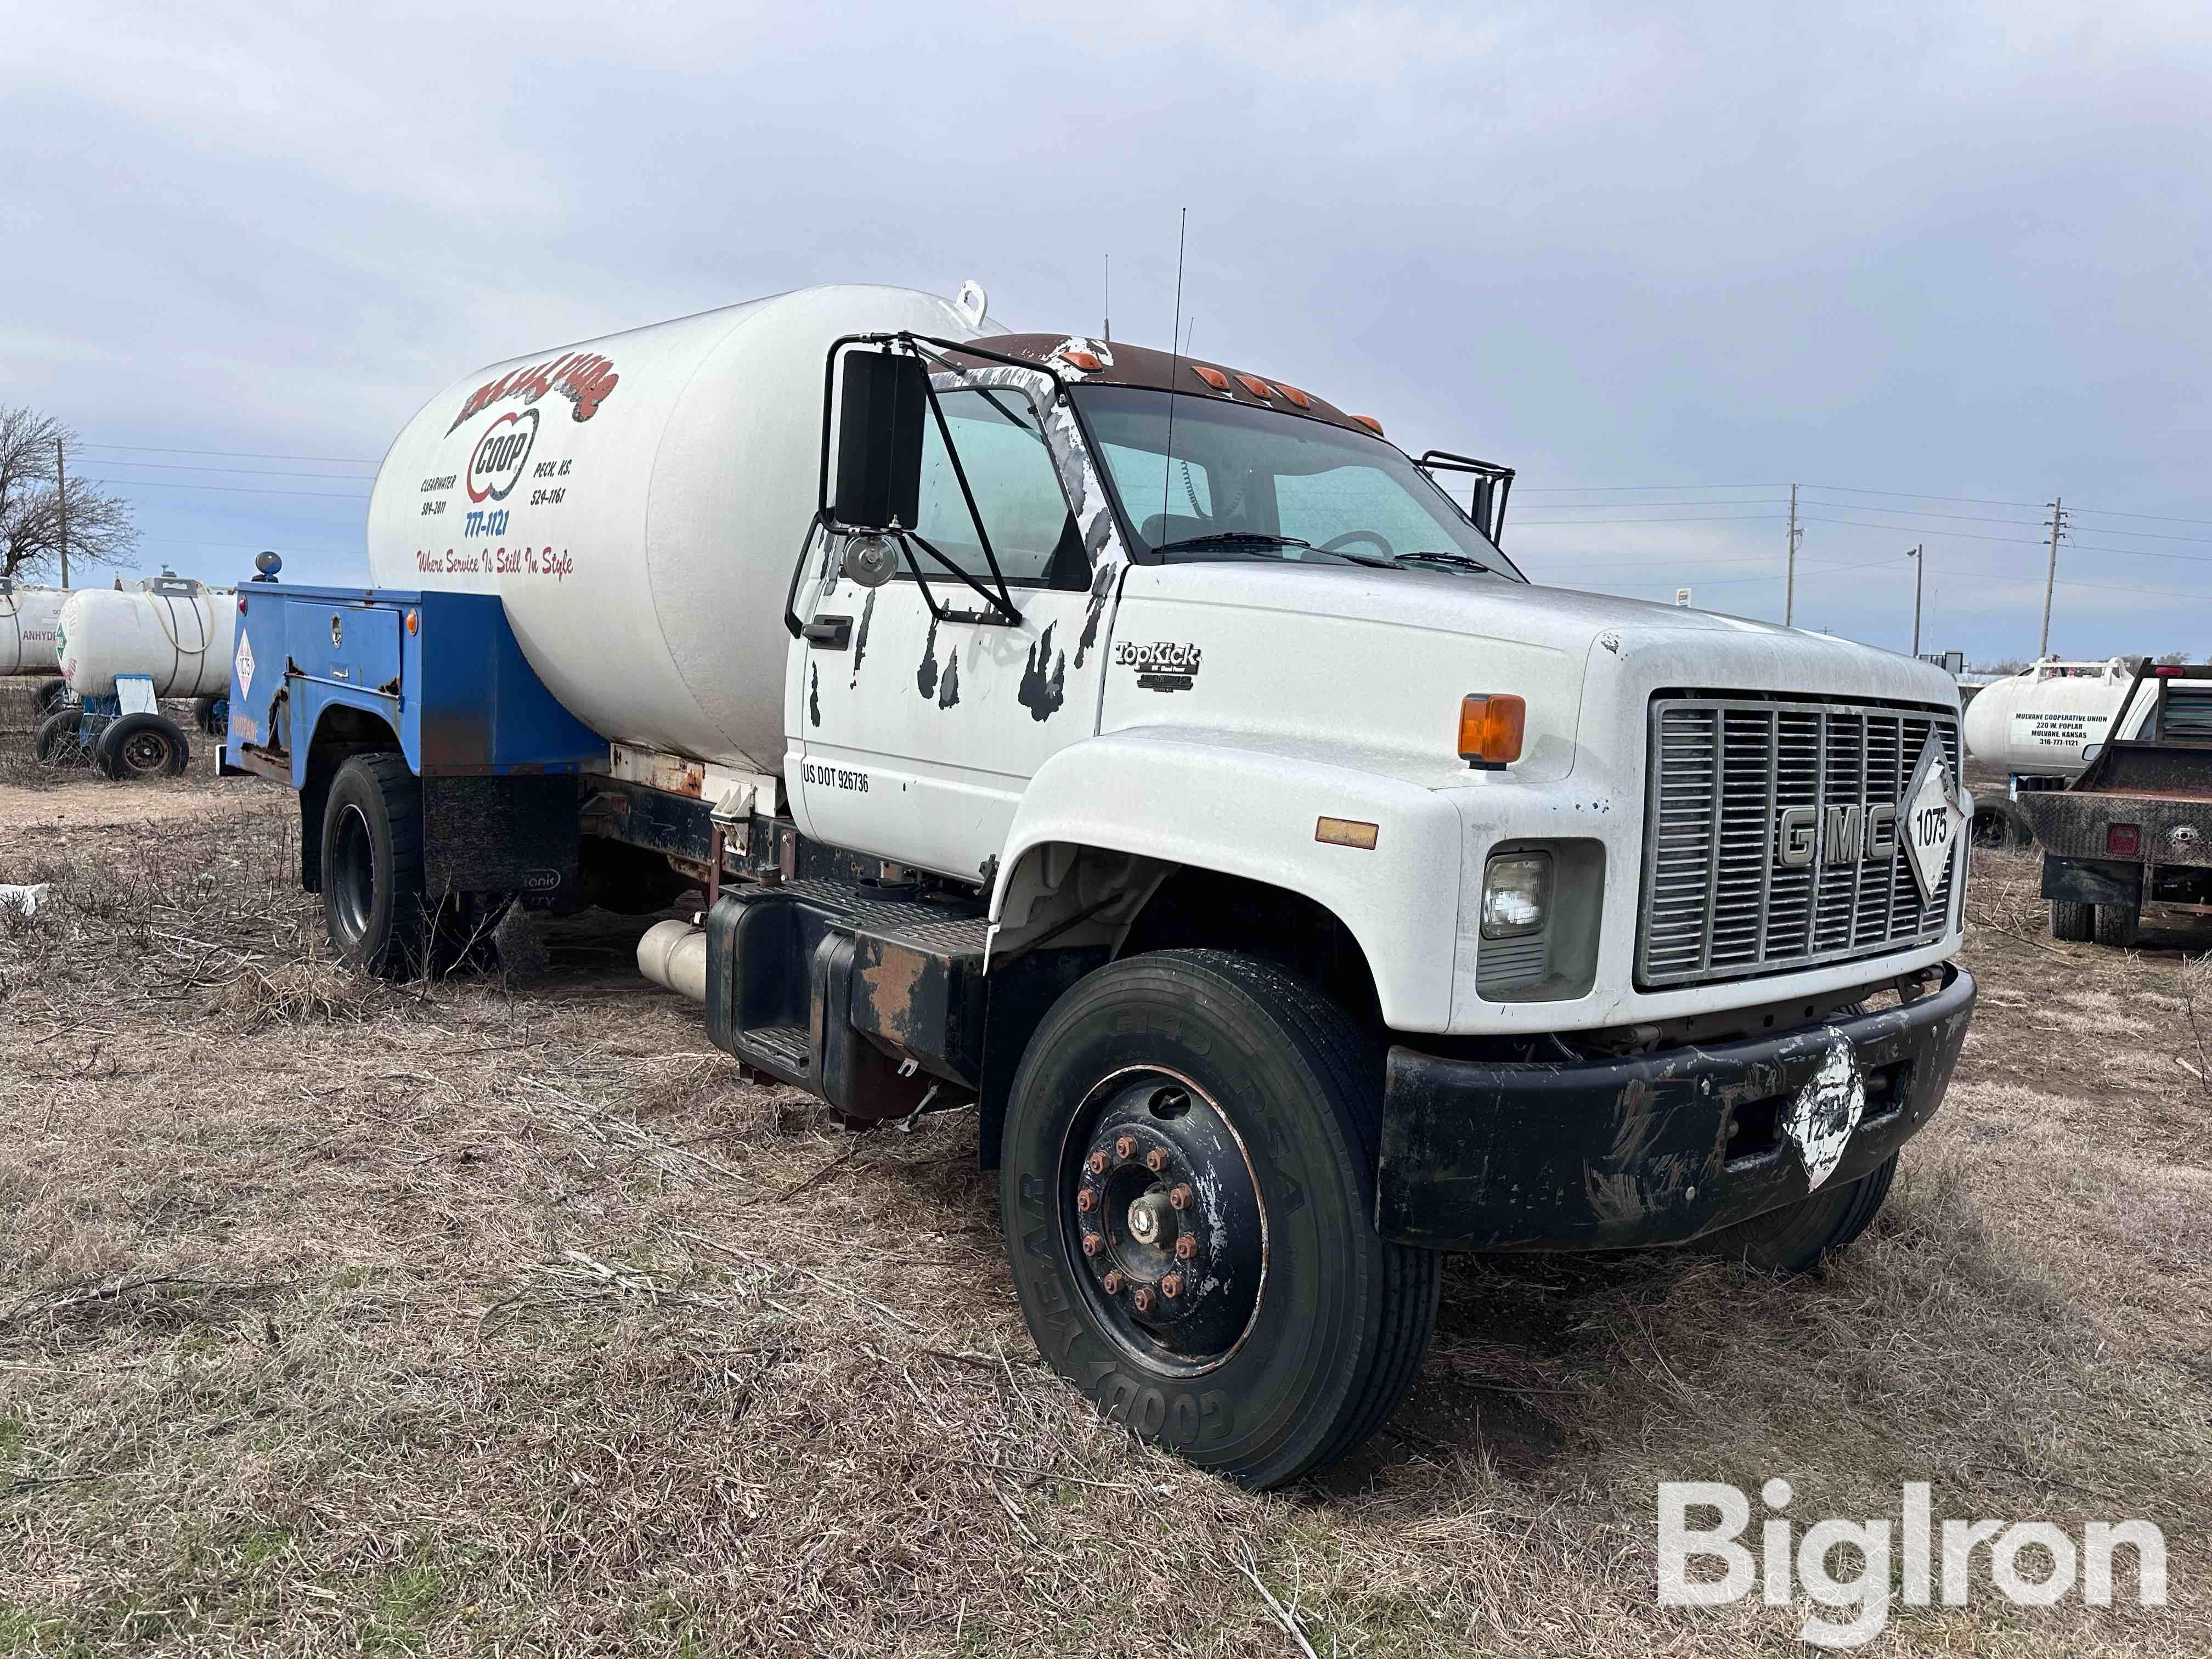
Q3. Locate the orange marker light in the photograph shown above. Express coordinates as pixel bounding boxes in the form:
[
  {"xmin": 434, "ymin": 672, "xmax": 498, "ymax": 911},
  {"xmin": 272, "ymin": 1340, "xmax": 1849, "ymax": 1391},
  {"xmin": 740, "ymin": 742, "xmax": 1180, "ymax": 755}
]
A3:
[
  {"xmin": 1234, "ymin": 374, "xmax": 1274, "ymax": 399},
  {"xmin": 1061, "ymin": 349, "xmax": 1103, "ymax": 373},
  {"xmin": 405, "ymin": 610, "xmax": 420, "ymax": 635},
  {"xmin": 1352, "ymin": 414, "xmax": 1385, "ymax": 437},
  {"xmin": 1315, "ymin": 816, "xmax": 1379, "ymax": 850},
  {"xmin": 1190, "ymin": 364, "xmax": 1231, "ymax": 391},
  {"xmin": 1273, "ymin": 383, "xmax": 1312, "ymax": 409},
  {"xmin": 1458, "ymin": 694, "xmax": 1526, "ymax": 769}
]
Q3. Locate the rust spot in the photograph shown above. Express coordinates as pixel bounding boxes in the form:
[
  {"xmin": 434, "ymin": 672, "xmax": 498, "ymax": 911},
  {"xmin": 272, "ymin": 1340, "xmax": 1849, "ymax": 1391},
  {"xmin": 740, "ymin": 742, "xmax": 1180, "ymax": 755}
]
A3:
[{"xmin": 859, "ymin": 945, "xmax": 928, "ymax": 1046}]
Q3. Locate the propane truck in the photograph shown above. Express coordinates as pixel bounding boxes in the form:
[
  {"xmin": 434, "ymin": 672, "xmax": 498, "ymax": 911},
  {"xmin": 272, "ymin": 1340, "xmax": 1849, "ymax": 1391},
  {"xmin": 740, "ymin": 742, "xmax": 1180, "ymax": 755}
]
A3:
[
  {"xmin": 227, "ymin": 281, "xmax": 1976, "ymax": 1488},
  {"xmin": 42, "ymin": 575, "xmax": 234, "ymax": 777}
]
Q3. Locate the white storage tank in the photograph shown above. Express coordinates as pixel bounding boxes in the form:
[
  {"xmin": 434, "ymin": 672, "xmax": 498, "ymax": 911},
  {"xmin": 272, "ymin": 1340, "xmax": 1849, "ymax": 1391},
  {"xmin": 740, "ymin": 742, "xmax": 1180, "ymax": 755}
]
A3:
[
  {"xmin": 364, "ymin": 283, "xmax": 989, "ymax": 773},
  {"xmin": 1, "ymin": 580, "xmax": 69, "ymax": 676},
  {"xmin": 55, "ymin": 580, "xmax": 236, "ymax": 699},
  {"xmin": 1962, "ymin": 657, "xmax": 2135, "ymax": 777}
]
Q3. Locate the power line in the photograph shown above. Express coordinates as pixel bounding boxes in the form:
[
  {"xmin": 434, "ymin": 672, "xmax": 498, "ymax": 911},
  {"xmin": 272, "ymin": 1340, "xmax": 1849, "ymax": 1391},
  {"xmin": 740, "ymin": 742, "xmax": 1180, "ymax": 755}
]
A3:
[
  {"xmin": 87, "ymin": 477, "xmax": 371, "ymax": 501},
  {"xmin": 79, "ymin": 441, "xmax": 380, "ymax": 465},
  {"xmin": 1512, "ymin": 512, "xmax": 1785, "ymax": 528},
  {"xmin": 81, "ymin": 459, "xmax": 381, "ymax": 482}
]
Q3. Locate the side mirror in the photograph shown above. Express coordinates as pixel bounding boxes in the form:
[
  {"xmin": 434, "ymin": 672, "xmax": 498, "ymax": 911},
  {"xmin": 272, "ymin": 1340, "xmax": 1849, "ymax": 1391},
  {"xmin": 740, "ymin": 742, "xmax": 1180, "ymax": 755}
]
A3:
[{"xmin": 832, "ymin": 350, "xmax": 927, "ymax": 533}]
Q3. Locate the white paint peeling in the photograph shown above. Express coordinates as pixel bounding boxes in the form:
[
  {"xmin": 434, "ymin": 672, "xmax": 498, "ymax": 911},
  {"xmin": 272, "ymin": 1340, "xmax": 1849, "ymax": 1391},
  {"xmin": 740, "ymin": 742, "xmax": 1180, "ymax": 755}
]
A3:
[{"xmin": 1784, "ymin": 1028, "xmax": 1865, "ymax": 1189}]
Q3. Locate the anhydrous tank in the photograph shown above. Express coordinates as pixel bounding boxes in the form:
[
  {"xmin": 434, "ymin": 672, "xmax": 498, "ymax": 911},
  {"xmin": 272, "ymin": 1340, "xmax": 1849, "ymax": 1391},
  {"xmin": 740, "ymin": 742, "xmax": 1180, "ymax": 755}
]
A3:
[
  {"xmin": 1962, "ymin": 658, "xmax": 2134, "ymax": 776},
  {"xmin": 56, "ymin": 585, "xmax": 236, "ymax": 698},
  {"xmin": 1, "ymin": 583, "xmax": 69, "ymax": 675},
  {"xmin": 366, "ymin": 283, "xmax": 988, "ymax": 771}
]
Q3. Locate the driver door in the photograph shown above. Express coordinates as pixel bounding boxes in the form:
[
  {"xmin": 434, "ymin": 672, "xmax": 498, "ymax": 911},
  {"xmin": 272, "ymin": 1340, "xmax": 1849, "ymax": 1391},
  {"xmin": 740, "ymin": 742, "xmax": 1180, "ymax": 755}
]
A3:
[{"xmin": 791, "ymin": 381, "xmax": 1116, "ymax": 882}]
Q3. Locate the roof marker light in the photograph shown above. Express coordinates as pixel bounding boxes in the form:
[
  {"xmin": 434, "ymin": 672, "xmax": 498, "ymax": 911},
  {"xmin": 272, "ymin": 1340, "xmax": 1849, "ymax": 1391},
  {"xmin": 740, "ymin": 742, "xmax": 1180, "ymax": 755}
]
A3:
[
  {"xmin": 1234, "ymin": 374, "xmax": 1275, "ymax": 399},
  {"xmin": 1060, "ymin": 349, "xmax": 1103, "ymax": 373},
  {"xmin": 1352, "ymin": 414, "xmax": 1385, "ymax": 437},
  {"xmin": 1273, "ymin": 384, "xmax": 1312, "ymax": 409},
  {"xmin": 1190, "ymin": 364, "xmax": 1231, "ymax": 391}
]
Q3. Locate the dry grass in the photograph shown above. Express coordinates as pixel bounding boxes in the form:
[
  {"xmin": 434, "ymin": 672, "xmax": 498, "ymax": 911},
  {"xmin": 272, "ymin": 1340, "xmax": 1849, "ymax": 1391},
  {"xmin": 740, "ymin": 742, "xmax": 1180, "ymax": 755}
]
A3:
[{"xmin": 0, "ymin": 768, "xmax": 2207, "ymax": 1655}]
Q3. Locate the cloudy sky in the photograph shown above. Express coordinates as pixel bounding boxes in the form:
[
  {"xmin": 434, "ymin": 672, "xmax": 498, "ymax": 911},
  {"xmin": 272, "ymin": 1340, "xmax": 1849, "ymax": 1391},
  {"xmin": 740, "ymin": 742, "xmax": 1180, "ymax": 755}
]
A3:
[{"xmin": 5, "ymin": 1, "xmax": 2208, "ymax": 663}]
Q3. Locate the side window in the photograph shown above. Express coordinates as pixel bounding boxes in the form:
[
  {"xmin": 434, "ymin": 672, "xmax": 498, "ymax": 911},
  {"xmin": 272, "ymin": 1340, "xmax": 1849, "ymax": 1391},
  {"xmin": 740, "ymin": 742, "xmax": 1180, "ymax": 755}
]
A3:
[{"xmin": 911, "ymin": 388, "xmax": 1083, "ymax": 586}]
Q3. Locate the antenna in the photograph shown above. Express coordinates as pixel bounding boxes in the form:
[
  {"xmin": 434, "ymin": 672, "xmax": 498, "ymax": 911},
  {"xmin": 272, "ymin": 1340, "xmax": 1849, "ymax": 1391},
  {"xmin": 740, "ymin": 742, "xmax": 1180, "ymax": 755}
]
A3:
[
  {"xmin": 1160, "ymin": 208, "xmax": 1187, "ymax": 534},
  {"xmin": 1103, "ymin": 254, "xmax": 1110, "ymax": 343}
]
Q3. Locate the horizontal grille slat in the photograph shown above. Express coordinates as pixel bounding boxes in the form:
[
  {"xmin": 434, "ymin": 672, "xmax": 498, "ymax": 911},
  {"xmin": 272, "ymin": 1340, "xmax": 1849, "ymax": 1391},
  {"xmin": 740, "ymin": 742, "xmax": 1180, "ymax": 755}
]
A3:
[{"xmin": 1637, "ymin": 695, "xmax": 1960, "ymax": 989}]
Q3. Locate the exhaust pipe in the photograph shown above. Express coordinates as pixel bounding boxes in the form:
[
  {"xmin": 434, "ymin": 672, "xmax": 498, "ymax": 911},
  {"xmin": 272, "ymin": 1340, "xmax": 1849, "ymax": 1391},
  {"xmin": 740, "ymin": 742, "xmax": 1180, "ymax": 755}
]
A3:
[{"xmin": 637, "ymin": 918, "xmax": 708, "ymax": 1003}]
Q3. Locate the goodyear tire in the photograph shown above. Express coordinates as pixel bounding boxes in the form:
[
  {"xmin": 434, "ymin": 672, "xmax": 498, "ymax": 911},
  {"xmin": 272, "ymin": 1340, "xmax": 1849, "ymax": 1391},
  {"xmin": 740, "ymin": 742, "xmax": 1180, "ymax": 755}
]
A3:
[
  {"xmin": 321, "ymin": 752, "xmax": 428, "ymax": 978},
  {"xmin": 31, "ymin": 678, "xmax": 71, "ymax": 718},
  {"xmin": 2050, "ymin": 899, "xmax": 2095, "ymax": 943},
  {"xmin": 33, "ymin": 709, "xmax": 92, "ymax": 766},
  {"xmin": 1000, "ymin": 949, "xmax": 1438, "ymax": 1489},
  {"xmin": 2093, "ymin": 900, "xmax": 2141, "ymax": 949},
  {"xmin": 1702, "ymin": 1153, "xmax": 1897, "ymax": 1274},
  {"xmin": 93, "ymin": 712, "xmax": 189, "ymax": 780}
]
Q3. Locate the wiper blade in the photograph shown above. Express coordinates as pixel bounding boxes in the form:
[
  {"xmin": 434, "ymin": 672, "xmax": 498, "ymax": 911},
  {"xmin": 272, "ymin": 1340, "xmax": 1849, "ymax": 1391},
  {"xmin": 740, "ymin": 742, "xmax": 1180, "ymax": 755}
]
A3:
[
  {"xmin": 1393, "ymin": 550, "xmax": 1494, "ymax": 574},
  {"xmin": 1150, "ymin": 531, "xmax": 1313, "ymax": 554}
]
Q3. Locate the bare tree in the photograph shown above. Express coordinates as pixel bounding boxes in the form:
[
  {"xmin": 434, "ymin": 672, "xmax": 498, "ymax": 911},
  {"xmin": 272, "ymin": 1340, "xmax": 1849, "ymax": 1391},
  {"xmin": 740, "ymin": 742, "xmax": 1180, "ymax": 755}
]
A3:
[
  {"xmin": 2157, "ymin": 650, "xmax": 2191, "ymax": 665},
  {"xmin": 0, "ymin": 408, "xmax": 140, "ymax": 583}
]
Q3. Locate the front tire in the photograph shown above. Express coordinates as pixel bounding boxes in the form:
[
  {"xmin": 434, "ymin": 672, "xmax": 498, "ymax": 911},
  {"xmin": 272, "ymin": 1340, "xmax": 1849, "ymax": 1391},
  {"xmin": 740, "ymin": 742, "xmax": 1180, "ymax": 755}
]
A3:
[
  {"xmin": 321, "ymin": 753, "xmax": 429, "ymax": 978},
  {"xmin": 1702, "ymin": 1153, "xmax": 1897, "ymax": 1273},
  {"xmin": 1000, "ymin": 949, "xmax": 1437, "ymax": 1489},
  {"xmin": 93, "ymin": 713, "xmax": 189, "ymax": 780}
]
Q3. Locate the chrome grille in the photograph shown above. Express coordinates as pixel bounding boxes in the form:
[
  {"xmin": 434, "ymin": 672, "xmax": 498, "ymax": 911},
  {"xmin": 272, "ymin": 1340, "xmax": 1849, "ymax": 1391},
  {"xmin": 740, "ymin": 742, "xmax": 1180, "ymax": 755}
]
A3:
[{"xmin": 1638, "ymin": 696, "xmax": 1960, "ymax": 989}]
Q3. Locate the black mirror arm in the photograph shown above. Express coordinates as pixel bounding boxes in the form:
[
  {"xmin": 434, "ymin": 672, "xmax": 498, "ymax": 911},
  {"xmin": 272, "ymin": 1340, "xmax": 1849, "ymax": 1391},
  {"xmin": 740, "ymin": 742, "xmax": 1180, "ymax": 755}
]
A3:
[
  {"xmin": 900, "ymin": 532, "xmax": 1023, "ymax": 626},
  {"xmin": 782, "ymin": 510, "xmax": 828, "ymax": 639}
]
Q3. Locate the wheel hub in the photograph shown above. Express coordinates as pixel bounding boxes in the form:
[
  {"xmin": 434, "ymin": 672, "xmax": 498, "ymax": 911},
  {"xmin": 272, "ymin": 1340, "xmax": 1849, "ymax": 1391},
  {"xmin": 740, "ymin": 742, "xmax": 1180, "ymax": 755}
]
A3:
[{"xmin": 1064, "ymin": 1073, "xmax": 1267, "ymax": 1371}]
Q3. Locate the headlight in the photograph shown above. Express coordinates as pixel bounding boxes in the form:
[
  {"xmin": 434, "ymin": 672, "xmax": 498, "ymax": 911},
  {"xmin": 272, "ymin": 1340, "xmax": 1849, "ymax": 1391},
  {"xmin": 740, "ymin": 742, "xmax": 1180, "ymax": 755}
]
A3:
[{"xmin": 1481, "ymin": 851, "xmax": 1552, "ymax": 939}]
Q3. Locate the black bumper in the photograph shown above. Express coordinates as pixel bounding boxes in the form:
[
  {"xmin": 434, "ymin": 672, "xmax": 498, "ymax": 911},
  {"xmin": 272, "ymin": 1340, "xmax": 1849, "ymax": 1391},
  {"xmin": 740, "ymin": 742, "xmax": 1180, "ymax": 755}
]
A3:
[{"xmin": 1375, "ymin": 964, "xmax": 1976, "ymax": 1251}]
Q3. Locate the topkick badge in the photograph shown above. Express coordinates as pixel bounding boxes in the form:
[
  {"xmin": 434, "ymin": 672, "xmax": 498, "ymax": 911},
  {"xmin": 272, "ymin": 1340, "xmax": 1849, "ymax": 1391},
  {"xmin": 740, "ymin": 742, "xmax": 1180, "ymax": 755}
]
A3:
[{"xmin": 466, "ymin": 407, "xmax": 538, "ymax": 504}]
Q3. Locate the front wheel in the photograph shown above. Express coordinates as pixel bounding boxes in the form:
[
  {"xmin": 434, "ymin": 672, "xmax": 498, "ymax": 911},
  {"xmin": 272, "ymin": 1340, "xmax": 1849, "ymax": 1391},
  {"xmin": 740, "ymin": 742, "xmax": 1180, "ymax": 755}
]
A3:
[
  {"xmin": 1702, "ymin": 1154, "xmax": 1897, "ymax": 1273},
  {"xmin": 1000, "ymin": 949, "xmax": 1437, "ymax": 1489}
]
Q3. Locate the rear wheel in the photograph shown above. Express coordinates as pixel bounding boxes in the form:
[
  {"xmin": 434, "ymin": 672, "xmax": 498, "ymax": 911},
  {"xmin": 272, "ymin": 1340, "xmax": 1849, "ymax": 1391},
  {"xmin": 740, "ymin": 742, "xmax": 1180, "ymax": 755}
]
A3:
[
  {"xmin": 322, "ymin": 753, "xmax": 429, "ymax": 978},
  {"xmin": 1000, "ymin": 948, "xmax": 1437, "ymax": 1489},
  {"xmin": 33, "ymin": 709, "xmax": 92, "ymax": 766},
  {"xmin": 2093, "ymin": 900, "xmax": 2141, "ymax": 949},
  {"xmin": 93, "ymin": 713, "xmax": 189, "ymax": 780},
  {"xmin": 1702, "ymin": 1154, "xmax": 1897, "ymax": 1274},
  {"xmin": 1970, "ymin": 798, "xmax": 2033, "ymax": 851},
  {"xmin": 2050, "ymin": 899, "xmax": 2095, "ymax": 943}
]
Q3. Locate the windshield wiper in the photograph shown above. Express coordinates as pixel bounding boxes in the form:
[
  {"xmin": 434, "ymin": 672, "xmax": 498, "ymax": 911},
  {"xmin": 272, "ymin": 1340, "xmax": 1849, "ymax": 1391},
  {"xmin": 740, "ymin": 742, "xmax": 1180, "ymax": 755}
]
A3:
[
  {"xmin": 1393, "ymin": 549, "xmax": 1494, "ymax": 575},
  {"xmin": 1150, "ymin": 531, "xmax": 1396, "ymax": 569}
]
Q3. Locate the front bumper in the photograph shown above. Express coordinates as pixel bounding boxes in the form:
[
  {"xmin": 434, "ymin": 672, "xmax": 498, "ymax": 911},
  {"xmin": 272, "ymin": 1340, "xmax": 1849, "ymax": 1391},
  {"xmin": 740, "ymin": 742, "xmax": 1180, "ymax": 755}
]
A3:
[{"xmin": 1375, "ymin": 964, "xmax": 1975, "ymax": 1251}]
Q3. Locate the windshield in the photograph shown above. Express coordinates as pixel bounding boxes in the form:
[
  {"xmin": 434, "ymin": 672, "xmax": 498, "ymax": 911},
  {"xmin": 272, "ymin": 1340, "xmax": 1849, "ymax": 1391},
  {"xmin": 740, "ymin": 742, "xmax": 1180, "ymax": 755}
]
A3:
[{"xmin": 1073, "ymin": 385, "xmax": 1522, "ymax": 580}]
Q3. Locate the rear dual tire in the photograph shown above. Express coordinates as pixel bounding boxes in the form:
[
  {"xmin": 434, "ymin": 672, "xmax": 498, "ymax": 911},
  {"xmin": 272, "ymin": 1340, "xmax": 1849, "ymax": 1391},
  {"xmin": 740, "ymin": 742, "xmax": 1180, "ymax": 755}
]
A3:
[{"xmin": 1001, "ymin": 949, "xmax": 1437, "ymax": 1490}]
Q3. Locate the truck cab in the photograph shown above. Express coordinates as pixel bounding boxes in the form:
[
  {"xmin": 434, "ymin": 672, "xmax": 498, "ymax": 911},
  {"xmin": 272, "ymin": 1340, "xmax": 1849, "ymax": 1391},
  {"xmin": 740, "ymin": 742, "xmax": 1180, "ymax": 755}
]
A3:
[{"xmin": 228, "ymin": 300, "xmax": 1976, "ymax": 1489}]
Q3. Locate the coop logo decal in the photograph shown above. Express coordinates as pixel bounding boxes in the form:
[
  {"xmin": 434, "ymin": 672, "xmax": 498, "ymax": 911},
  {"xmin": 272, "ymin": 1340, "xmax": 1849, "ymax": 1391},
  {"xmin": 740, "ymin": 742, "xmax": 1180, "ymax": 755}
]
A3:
[
  {"xmin": 446, "ymin": 351, "xmax": 619, "ymax": 434},
  {"xmin": 466, "ymin": 408, "xmax": 538, "ymax": 504},
  {"xmin": 1658, "ymin": 1479, "xmax": 2166, "ymax": 1649},
  {"xmin": 234, "ymin": 630, "xmax": 255, "ymax": 700},
  {"xmin": 1114, "ymin": 639, "xmax": 1203, "ymax": 693}
]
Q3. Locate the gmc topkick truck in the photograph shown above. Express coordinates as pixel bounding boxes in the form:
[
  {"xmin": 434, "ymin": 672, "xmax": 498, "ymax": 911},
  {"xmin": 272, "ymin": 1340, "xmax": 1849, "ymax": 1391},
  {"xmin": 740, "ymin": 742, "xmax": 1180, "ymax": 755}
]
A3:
[{"xmin": 227, "ymin": 283, "xmax": 1976, "ymax": 1488}]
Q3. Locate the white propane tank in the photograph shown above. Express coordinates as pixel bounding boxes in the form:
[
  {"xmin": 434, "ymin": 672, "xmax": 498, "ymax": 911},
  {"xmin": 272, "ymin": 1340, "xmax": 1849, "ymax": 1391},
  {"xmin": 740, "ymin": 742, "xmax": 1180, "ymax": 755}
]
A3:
[
  {"xmin": 1, "ymin": 581, "xmax": 70, "ymax": 675},
  {"xmin": 365, "ymin": 283, "xmax": 992, "ymax": 772},
  {"xmin": 55, "ymin": 581, "xmax": 237, "ymax": 698},
  {"xmin": 1961, "ymin": 657, "xmax": 2135, "ymax": 777}
]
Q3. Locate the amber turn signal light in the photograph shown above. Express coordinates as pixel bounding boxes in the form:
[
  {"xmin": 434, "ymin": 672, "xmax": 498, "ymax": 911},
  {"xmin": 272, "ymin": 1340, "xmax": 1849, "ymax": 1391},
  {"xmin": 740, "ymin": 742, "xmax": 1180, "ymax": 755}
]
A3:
[{"xmin": 1458, "ymin": 694, "xmax": 1525, "ymax": 769}]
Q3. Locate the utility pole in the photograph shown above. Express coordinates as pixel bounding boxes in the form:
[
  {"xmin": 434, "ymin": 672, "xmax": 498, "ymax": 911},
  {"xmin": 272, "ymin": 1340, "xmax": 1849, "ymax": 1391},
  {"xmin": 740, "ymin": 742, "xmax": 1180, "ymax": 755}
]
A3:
[
  {"xmin": 55, "ymin": 436, "xmax": 69, "ymax": 587},
  {"xmin": 1784, "ymin": 483, "xmax": 1801, "ymax": 626},
  {"xmin": 2038, "ymin": 498, "xmax": 2068, "ymax": 658},
  {"xmin": 1906, "ymin": 544, "xmax": 1923, "ymax": 657}
]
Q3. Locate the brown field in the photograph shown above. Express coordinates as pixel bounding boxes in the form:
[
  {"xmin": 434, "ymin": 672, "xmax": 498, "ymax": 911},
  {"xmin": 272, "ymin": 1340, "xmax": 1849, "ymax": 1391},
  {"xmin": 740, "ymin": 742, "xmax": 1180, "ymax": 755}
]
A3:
[{"xmin": 1, "ymin": 683, "xmax": 2206, "ymax": 1656}]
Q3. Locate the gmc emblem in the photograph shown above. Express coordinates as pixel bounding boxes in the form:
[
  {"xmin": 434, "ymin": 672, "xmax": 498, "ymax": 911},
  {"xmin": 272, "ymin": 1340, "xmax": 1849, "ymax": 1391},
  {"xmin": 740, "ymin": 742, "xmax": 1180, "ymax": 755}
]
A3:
[{"xmin": 1775, "ymin": 803, "xmax": 1899, "ymax": 868}]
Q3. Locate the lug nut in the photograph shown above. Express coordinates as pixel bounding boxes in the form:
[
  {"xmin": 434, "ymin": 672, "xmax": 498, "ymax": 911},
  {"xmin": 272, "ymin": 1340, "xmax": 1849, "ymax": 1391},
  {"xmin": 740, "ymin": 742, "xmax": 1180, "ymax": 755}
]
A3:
[
  {"xmin": 1087, "ymin": 1151, "xmax": 1109, "ymax": 1176},
  {"xmin": 1131, "ymin": 1285, "xmax": 1155, "ymax": 1312},
  {"xmin": 1169, "ymin": 1184, "xmax": 1194, "ymax": 1211},
  {"xmin": 1175, "ymin": 1234, "xmax": 1198, "ymax": 1261},
  {"xmin": 1102, "ymin": 1271, "xmax": 1124, "ymax": 1295},
  {"xmin": 1081, "ymin": 1233, "xmax": 1104, "ymax": 1257},
  {"xmin": 1115, "ymin": 1136, "xmax": 1138, "ymax": 1161},
  {"xmin": 1075, "ymin": 1189, "xmax": 1097, "ymax": 1212},
  {"xmin": 1143, "ymin": 1148, "xmax": 1169, "ymax": 1173},
  {"xmin": 1160, "ymin": 1273, "xmax": 1182, "ymax": 1299}
]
